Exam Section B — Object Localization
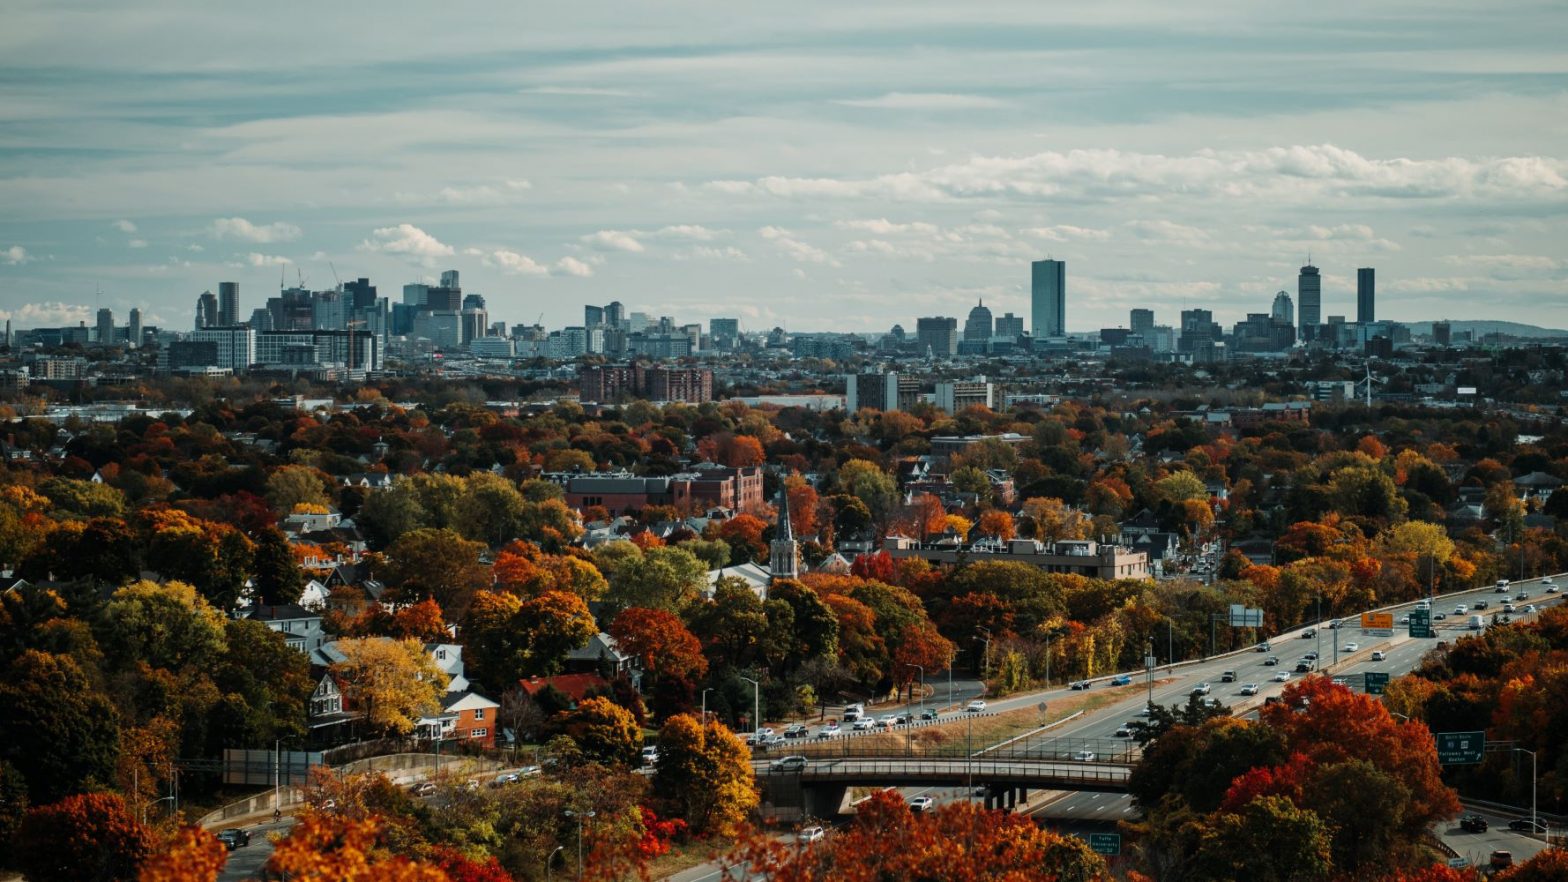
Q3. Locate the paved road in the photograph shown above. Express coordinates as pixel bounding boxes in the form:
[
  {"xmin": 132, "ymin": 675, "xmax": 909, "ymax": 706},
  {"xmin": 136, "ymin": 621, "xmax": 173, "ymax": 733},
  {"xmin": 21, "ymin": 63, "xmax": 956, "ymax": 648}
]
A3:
[
  {"xmin": 1442, "ymin": 808, "xmax": 1553, "ymax": 869},
  {"xmin": 216, "ymin": 816, "xmax": 293, "ymax": 881}
]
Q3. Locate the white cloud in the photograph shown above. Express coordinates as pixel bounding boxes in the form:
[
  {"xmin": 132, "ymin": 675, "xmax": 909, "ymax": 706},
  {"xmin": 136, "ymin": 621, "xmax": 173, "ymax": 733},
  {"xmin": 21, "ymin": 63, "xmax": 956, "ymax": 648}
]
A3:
[
  {"xmin": 482, "ymin": 249, "xmax": 549, "ymax": 276},
  {"xmin": 4, "ymin": 246, "xmax": 29, "ymax": 265},
  {"xmin": 246, "ymin": 252, "xmax": 292, "ymax": 266},
  {"xmin": 553, "ymin": 256, "xmax": 594, "ymax": 277},
  {"xmin": 1302, "ymin": 223, "xmax": 1377, "ymax": 240},
  {"xmin": 0, "ymin": 301, "xmax": 90, "ymax": 324},
  {"xmin": 835, "ymin": 92, "xmax": 1007, "ymax": 110},
  {"xmin": 655, "ymin": 225, "xmax": 721, "ymax": 240},
  {"xmin": 112, "ymin": 219, "xmax": 137, "ymax": 233},
  {"xmin": 581, "ymin": 230, "xmax": 646, "ymax": 252},
  {"xmin": 128, "ymin": 238, "xmax": 148, "ymax": 249},
  {"xmin": 211, "ymin": 217, "xmax": 303, "ymax": 243},
  {"xmin": 674, "ymin": 246, "xmax": 748, "ymax": 261},
  {"xmin": 186, "ymin": 244, "xmax": 204, "ymax": 252},
  {"xmin": 759, "ymin": 226, "xmax": 837, "ymax": 265},
  {"xmin": 1022, "ymin": 225, "xmax": 1111, "ymax": 241},
  {"xmin": 710, "ymin": 145, "xmax": 1568, "ymax": 205},
  {"xmin": 360, "ymin": 223, "xmax": 454, "ymax": 262},
  {"xmin": 1125, "ymin": 219, "xmax": 1210, "ymax": 246},
  {"xmin": 835, "ymin": 218, "xmax": 942, "ymax": 236}
]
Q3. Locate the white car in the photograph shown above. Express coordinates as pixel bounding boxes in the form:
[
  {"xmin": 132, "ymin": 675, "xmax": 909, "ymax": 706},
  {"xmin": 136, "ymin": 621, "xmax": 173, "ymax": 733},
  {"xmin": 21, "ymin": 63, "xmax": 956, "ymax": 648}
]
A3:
[
  {"xmin": 965, "ymin": 700, "xmax": 987, "ymax": 713},
  {"xmin": 641, "ymin": 746, "xmax": 659, "ymax": 766},
  {"xmin": 1273, "ymin": 672, "xmax": 1290, "ymax": 683},
  {"xmin": 1524, "ymin": 604, "xmax": 1538, "ymax": 613},
  {"xmin": 909, "ymin": 796, "xmax": 934, "ymax": 813},
  {"xmin": 1454, "ymin": 605, "xmax": 1467, "ymax": 615},
  {"xmin": 1072, "ymin": 750, "xmax": 1097, "ymax": 762},
  {"xmin": 797, "ymin": 826, "xmax": 825, "ymax": 844},
  {"xmin": 1240, "ymin": 683, "xmax": 1260, "ymax": 696},
  {"xmin": 1331, "ymin": 677, "xmax": 1348, "ymax": 687},
  {"xmin": 851, "ymin": 718, "xmax": 876, "ymax": 731},
  {"xmin": 1191, "ymin": 682, "xmax": 1212, "ymax": 695},
  {"xmin": 1113, "ymin": 724, "xmax": 1133, "ymax": 738},
  {"xmin": 1344, "ymin": 642, "xmax": 1360, "ymax": 652},
  {"xmin": 877, "ymin": 715, "xmax": 898, "ymax": 728}
]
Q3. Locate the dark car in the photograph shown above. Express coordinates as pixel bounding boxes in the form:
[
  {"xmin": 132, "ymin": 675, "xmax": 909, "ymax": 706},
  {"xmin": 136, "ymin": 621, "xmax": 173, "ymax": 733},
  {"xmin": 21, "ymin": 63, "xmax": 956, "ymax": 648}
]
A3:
[
  {"xmin": 1509, "ymin": 818, "xmax": 1548, "ymax": 834},
  {"xmin": 216, "ymin": 829, "xmax": 251, "ymax": 850},
  {"xmin": 1459, "ymin": 814, "xmax": 1489, "ymax": 833},
  {"xmin": 1263, "ymin": 656, "xmax": 1279, "ymax": 666}
]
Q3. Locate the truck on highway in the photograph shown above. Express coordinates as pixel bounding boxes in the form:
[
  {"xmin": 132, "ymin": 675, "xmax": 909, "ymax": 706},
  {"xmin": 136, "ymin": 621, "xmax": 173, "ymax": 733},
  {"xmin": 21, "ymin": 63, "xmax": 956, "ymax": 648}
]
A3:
[{"xmin": 1468, "ymin": 615, "xmax": 1485, "ymax": 630}]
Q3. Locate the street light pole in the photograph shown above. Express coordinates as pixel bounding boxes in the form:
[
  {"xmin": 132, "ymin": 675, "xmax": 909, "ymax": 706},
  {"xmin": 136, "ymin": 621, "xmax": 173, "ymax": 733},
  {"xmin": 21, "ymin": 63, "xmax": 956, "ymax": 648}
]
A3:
[
  {"xmin": 564, "ymin": 809, "xmax": 595, "ymax": 882},
  {"xmin": 700, "ymin": 687, "xmax": 713, "ymax": 721},
  {"xmin": 905, "ymin": 664, "xmax": 924, "ymax": 719},
  {"xmin": 1515, "ymin": 747, "xmax": 1537, "ymax": 837},
  {"xmin": 739, "ymin": 677, "xmax": 760, "ymax": 734},
  {"xmin": 975, "ymin": 627, "xmax": 992, "ymax": 678},
  {"xmin": 546, "ymin": 845, "xmax": 566, "ymax": 882}
]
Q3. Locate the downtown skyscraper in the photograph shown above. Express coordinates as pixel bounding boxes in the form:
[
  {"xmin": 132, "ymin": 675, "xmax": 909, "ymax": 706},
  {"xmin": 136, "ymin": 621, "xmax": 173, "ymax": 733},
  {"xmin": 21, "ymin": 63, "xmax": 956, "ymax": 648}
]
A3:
[
  {"xmin": 1358, "ymin": 268, "xmax": 1375, "ymax": 323},
  {"xmin": 1031, "ymin": 259, "xmax": 1066, "ymax": 338},
  {"xmin": 1298, "ymin": 262, "xmax": 1321, "ymax": 340}
]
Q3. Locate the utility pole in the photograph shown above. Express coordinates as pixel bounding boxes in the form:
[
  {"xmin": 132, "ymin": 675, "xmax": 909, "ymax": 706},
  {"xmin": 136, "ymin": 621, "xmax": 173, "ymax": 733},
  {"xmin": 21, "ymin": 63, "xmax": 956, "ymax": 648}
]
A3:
[
  {"xmin": 564, "ymin": 810, "xmax": 595, "ymax": 882},
  {"xmin": 700, "ymin": 687, "xmax": 713, "ymax": 721},
  {"xmin": 1516, "ymin": 748, "xmax": 1537, "ymax": 838},
  {"xmin": 1145, "ymin": 641, "xmax": 1156, "ymax": 711},
  {"xmin": 740, "ymin": 677, "xmax": 760, "ymax": 734}
]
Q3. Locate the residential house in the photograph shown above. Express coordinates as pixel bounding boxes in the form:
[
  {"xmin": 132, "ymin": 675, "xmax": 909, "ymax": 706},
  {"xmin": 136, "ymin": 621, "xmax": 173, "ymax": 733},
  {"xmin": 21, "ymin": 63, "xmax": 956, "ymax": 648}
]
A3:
[
  {"xmin": 565, "ymin": 632, "xmax": 637, "ymax": 682},
  {"xmin": 243, "ymin": 603, "xmax": 326, "ymax": 653}
]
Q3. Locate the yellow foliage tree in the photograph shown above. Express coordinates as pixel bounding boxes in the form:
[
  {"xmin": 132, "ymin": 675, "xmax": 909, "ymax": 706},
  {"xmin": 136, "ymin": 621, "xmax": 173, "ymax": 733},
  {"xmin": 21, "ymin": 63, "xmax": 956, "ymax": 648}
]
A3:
[{"xmin": 330, "ymin": 638, "xmax": 448, "ymax": 736}]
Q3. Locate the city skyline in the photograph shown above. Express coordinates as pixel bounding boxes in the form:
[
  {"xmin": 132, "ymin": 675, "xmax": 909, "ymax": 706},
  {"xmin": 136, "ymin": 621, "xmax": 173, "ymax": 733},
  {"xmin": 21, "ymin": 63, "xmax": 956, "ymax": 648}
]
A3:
[{"xmin": 2, "ymin": 2, "xmax": 1566, "ymax": 332}]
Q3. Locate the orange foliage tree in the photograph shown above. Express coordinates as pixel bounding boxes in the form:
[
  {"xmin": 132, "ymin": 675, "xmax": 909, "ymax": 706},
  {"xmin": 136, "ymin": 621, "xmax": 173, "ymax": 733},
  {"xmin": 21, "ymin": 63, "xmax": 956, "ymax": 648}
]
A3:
[
  {"xmin": 266, "ymin": 813, "xmax": 451, "ymax": 882},
  {"xmin": 14, "ymin": 792, "xmax": 154, "ymax": 882},
  {"xmin": 138, "ymin": 826, "xmax": 227, "ymax": 882},
  {"xmin": 978, "ymin": 510, "xmax": 1016, "ymax": 541},
  {"xmin": 609, "ymin": 607, "xmax": 709, "ymax": 683},
  {"xmin": 733, "ymin": 789, "xmax": 1107, "ymax": 881}
]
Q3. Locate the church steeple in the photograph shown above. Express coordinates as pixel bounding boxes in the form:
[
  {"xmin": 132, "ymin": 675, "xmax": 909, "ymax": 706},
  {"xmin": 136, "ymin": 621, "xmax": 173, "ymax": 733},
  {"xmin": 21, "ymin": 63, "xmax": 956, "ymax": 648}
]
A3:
[{"xmin": 768, "ymin": 485, "xmax": 799, "ymax": 585}]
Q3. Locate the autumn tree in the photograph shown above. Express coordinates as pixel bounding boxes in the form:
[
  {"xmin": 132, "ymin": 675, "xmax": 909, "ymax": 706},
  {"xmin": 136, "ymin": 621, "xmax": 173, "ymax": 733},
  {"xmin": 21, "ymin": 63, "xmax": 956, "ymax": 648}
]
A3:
[
  {"xmin": 252, "ymin": 525, "xmax": 307, "ymax": 606},
  {"xmin": 733, "ymin": 789, "xmax": 1108, "ymax": 881},
  {"xmin": 978, "ymin": 509, "xmax": 1016, "ymax": 541},
  {"xmin": 266, "ymin": 813, "xmax": 451, "ymax": 882},
  {"xmin": 138, "ymin": 826, "xmax": 227, "ymax": 882},
  {"xmin": 836, "ymin": 459, "xmax": 898, "ymax": 522},
  {"xmin": 596, "ymin": 542, "xmax": 710, "ymax": 611},
  {"xmin": 652, "ymin": 714, "xmax": 758, "ymax": 836},
  {"xmin": 330, "ymin": 638, "xmax": 449, "ymax": 736},
  {"xmin": 558, "ymin": 696, "xmax": 641, "ymax": 767},
  {"xmin": 104, "ymin": 579, "xmax": 229, "ymax": 672},
  {"xmin": 14, "ymin": 792, "xmax": 153, "ymax": 882},
  {"xmin": 265, "ymin": 464, "xmax": 332, "ymax": 513},
  {"xmin": 609, "ymin": 607, "xmax": 708, "ymax": 684}
]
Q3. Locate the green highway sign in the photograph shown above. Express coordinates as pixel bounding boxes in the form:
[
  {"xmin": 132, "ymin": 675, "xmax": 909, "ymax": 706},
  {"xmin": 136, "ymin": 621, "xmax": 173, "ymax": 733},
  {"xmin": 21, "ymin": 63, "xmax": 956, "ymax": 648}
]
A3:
[
  {"xmin": 1435, "ymin": 731, "xmax": 1485, "ymax": 765},
  {"xmin": 1409, "ymin": 608, "xmax": 1434, "ymax": 639},
  {"xmin": 1087, "ymin": 833, "xmax": 1122, "ymax": 856},
  {"xmin": 1364, "ymin": 672, "xmax": 1390, "ymax": 695}
]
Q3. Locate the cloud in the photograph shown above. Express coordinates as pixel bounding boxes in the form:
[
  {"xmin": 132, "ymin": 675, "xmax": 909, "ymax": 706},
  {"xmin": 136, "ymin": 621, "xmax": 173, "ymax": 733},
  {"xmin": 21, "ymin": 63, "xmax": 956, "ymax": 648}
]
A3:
[
  {"xmin": 472, "ymin": 249, "xmax": 593, "ymax": 277},
  {"xmin": 582, "ymin": 230, "xmax": 646, "ymax": 252},
  {"xmin": 1445, "ymin": 253, "xmax": 1565, "ymax": 280},
  {"xmin": 520, "ymin": 86, "xmax": 637, "ymax": 97},
  {"xmin": 112, "ymin": 219, "xmax": 137, "ymax": 233},
  {"xmin": 552, "ymin": 256, "xmax": 594, "ymax": 277},
  {"xmin": 835, "ymin": 218, "xmax": 942, "ymax": 236},
  {"xmin": 709, "ymin": 145, "xmax": 1568, "ymax": 205},
  {"xmin": 655, "ymin": 225, "xmax": 721, "ymax": 240},
  {"xmin": 360, "ymin": 223, "xmax": 454, "ymax": 262},
  {"xmin": 186, "ymin": 244, "xmax": 204, "ymax": 252},
  {"xmin": 211, "ymin": 217, "xmax": 303, "ymax": 243},
  {"xmin": 246, "ymin": 252, "xmax": 292, "ymax": 266},
  {"xmin": 673, "ymin": 246, "xmax": 748, "ymax": 261},
  {"xmin": 128, "ymin": 238, "xmax": 148, "ymax": 248},
  {"xmin": 4, "ymin": 246, "xmax": 29, "ymax": 265},
  {"xmin": 1022, "ymin": 225, "xmax": 1111, "ymax": 241},
  {"xmin": 759, "ymin": 226, "xmax": 837, "ymax": 265},
  {"xmin": 0, "ymin": 301, "xmax": 90, "ymax": 324},
  {"xmin": 1302, "ymin": 223, "xmax": 1377, "ymax": 240},
  {"xmin": 1125, "ymin": 219, "xmax": 1210, "ymax": 246},
  {"xmin": 835, "ymin": 92, "xmax": 1007, "ymax": 110}
]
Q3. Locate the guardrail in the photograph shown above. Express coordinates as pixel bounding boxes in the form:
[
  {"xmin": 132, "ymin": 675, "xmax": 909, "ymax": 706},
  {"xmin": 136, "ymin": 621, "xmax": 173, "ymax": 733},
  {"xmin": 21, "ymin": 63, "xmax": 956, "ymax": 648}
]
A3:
[
  {"xmin": 762, "ymin": 733, "xmax": 1141, "ymax": 765},
  {"xmin": 787, "ymin": 757, "xmax": 1132, "ymax": 790}
]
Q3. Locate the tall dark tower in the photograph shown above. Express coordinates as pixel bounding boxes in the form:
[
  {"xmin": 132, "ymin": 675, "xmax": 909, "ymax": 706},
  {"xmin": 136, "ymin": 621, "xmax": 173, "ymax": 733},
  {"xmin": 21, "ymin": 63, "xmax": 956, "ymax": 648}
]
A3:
[
  {"xmin": 218, "ymin": 281, "xmax": 239, "ymax": 326},
  {"xmin": 1357, "ymin": 268, "xmax": 1375, "ymax": 324},
  {"xmin": 768, "ymin": 486, "xmax": 799, "ymax": 588},
  {"xmin": 1297, "ymin": 261, "xmax": 1321, "ymax": 341}
]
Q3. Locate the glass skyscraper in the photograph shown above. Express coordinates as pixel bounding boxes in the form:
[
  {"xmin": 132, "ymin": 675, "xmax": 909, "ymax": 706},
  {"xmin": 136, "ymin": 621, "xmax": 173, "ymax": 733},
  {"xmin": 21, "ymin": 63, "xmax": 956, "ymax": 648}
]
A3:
[{"xmin": 1031, "ymin": 259, "xmax": 1066, "ymax": 338}]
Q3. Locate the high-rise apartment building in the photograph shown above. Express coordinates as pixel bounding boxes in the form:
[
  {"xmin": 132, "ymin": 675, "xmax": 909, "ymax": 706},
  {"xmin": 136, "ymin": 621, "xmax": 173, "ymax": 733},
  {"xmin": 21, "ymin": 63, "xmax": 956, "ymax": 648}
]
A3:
[
  {"xmin": 1129, "ymin": 308, "xmax": 1154, "ymax": 338},
  {"xmin": 218, "ymin": 281, "xmax": 240, "ymax": 327},
  {"xmin": 1357, "ymin": 268, "xmax": 1375, "ymax": 324},
  {"xmin": 1031, "ymin": 259, "xmax": 1066, "ymax": 337},
  {"xmin": 1298, "ymin": 262, "xmax": 1322, "ymax": 340},
  {"xmin": 963, "ymin": 301, "xmax": 993, "ymax": 342},
  {"xmin": 710, "ymin": 318, "xmax": 740, "ymax": 349},
  {"xmin": 585, "ymin": 305, "xmax": 605, "ymax": 328},
  {"xmin": 1272, "ymin": 291, "xmax": 1294, "ymax": 324},
  {"xmin": 96, "ymin": 308, "xmax": 113, "ymax": 345},
  {"xmin": 994, "ymin": 313, "xmax": 1025, "ymax": 340},
  {"xmin": 605, "ymin": 301, "xmax": 625, "ymax": 329},
  {"xmin": 915, "ymin": 316, "xmax": 958, "ymax": 357},
  {"xmin": 844, "ymin": 372, "xmax": 923, "ymax": 412}
]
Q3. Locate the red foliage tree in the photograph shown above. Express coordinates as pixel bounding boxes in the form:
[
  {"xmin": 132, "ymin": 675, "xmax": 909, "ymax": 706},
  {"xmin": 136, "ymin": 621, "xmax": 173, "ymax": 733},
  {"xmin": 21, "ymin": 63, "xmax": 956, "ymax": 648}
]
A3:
[
  {"xmin": 15, "ymin": 792, "xmax": 155, "ymax": 882},
  {"xmin": 609, "ymin": 607, "xmax": 709, "ymax": 683}
]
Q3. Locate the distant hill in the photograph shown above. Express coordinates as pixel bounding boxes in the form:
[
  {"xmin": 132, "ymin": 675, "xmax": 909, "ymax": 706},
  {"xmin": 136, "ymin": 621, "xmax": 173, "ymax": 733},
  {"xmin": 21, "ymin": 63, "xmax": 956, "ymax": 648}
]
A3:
[{"xmin": 1406, "ymin": 320, "xmax": 1568, "ymax": 339}]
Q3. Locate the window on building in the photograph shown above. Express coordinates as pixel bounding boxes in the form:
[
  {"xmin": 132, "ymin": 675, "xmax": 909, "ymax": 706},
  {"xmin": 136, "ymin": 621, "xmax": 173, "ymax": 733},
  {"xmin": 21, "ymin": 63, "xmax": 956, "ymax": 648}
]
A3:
[
  {"xmin": 474, "ymin": 708, "xmax": 485, "ymax": 720},
  {"xmin": 471, "ymin": 728, "xmax": 487, "ymax": 738}
]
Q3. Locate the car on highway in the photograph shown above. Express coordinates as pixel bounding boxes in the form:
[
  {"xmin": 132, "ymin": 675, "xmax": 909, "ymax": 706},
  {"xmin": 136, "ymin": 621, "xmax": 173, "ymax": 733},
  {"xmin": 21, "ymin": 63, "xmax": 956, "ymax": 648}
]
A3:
[
  {"xmin": 1240, "ymin": 683, "xmax": 1259, "ymax": 696},
  {"xmin": 1460, "ymin": 814, "xmax": 1489, "ymax": 833},
  {"xmin": 1344, "ymin": 642, "xmax": 1360, "ymax": 652},
  {"xmin": 412, "ymin": 781, "xmax": 437, "ymax": 797},
  {"xmin": 642, "ymin": 746, "xmax": 659, "ymax": 766},
  {"xmin": 1304, "ymin": 651, "xmax": 1319, "ymax": 661},
  {"xmin": 1371, "ymin": 651, "xmax": 1386, "ymax": 661},
  {"xmin": 843, "ymin": 704, "xmax": 864, "ymax": 722},
  {"xmin": 965, "ymin": 699, "xmax": 987, "ymax": 712},
  {"xmin": 1496, "ymin": 579, "xmax": 1511, "ymax": 592},
  {"xmin": 1301, "ymin": 629, "xmax": 1316, "ymax": 639},
  {"xmin": 1491, "ymin": 850, "xmax": 1514, "ymax": 870},
  {"xmin": 1473, "ymin": 600, "xmax": 1488, "ymax": 610},
  {"xmin": 797, "ymin": 825, "xmax": 825, "ymax": 844},
  {"xmin": 1331, "ymin": 677, "xmax": 1348, "ymax": 686},
  {"xmin": 816, "ymin": 723, "xmax": 840, "ymax": 739},
  {"xmin": 1504, "ymin": 603, "xmax": 1517, "ymax": 613},
  {"xmin": 1543, "ymin": 576, "xmax": 1555, "ymax": 588},
  {"xmin": 851, "ymin": 718, "xmax": 876, "ymax": 731},
  {"xmin": 909, "ymin": 796, "xmax": 934, "ymax": 813},
  {"xmin": 1509, "ymin": 817, "xmax": 1549, "ymax": 834},
  {"xmin": 1295, "ymin": 661, "xmax": 1315, "ymax": 673},
  {"xmin": 784, "ymin": 724, "xmax": 809, "ymax": 739},
  {"xmin": 1263, "ymin": 656, "xmax": 1280, "ymax": 666},
  {"xmin": 1114, "ymin": 724, "xmax": 1133, "ymax": 738},
  {"xmin": 1110, "ymin": 675, "xmax": 1132, "ymax": 686},
  {"xmin": 1070, "ymin": 679, "xmax": 1092, "ymax": 690},
  {"xmin": 1516, "ymin": 591, "xmax": 1530, "ymax": 601},
  {"xmin": 1273, "ymin": 671, "xmax": 1290, "ymax": 682},
  {"xmin": 1524, "ymin": 604, "xmax": 1539, "ymax": 613},
  {"xmin": 769, "ymin": 755, "xmax": 808, "ymax": 772},
  {"xmin": 1136, "ymin": 704, "xmax": 1154, "ymax": 716},
  {"xmin": 920, "ymin": 709, "xmax": 942, "ymax": 721},
  {"xmin": 492, "ymin": 772, "xmax": 521, "ymax": 787},
  {"xmin": 1454, "ymin": 604, "xmax": 1467, "ymax": 614},
  {"xmin": 1327, "ymin": 619, "xmax": 1341, "ymax": 630},
  {"xmin": 1399, "ymin": 614, "xmax": 1410, "ymax": 625},
  {"xmin": 1548, "ymin": 584, "xmax": 1560, "ymax": 594},
  {"xmin": 1221, "ymin": 670, "xmax": 1236, "ymax": 682},
  {"xmin": 1256, "ymin": 642, "xmax": 1271, "ymax": 652},
  {"xmin": 1433, "ymin": 612, "xmax": 1447, "ymax": 621},
  {"xmin": 1191, "ymin": 682, "xmax": 1212, "ymax": 695},
  {"xmin": 1072, "ymin": 750, "xmax": 1097, "ymax": 762},
  {"xmin": 875, "ymin": 715, "xmax": 896, "ymax": 728},
  {"xmin": 216, "ymin": 829, "xmax": 251, "ymax": 850}
]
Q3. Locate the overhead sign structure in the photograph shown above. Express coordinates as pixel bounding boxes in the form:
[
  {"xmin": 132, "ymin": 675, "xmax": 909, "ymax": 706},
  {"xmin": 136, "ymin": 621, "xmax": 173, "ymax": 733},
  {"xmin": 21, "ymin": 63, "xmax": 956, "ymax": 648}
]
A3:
[
  {"xmin": 1229, "ymin": 604, "xmax": 1265, "ymax": 628},
  {"xmin": 1409, "ymin": 608, "xmax": 1434, "ymax": 639},
  {"xmin": 1435, "ymin": 731, "xmax": 1486, "ymax": 765},
  {"xmin": 1364, "ymin": 672, "xmax": 1390, "ymax": 695},
  {"xmin": 1087, "ymin": 833, "xmax": 1122, "ymax": 856}
]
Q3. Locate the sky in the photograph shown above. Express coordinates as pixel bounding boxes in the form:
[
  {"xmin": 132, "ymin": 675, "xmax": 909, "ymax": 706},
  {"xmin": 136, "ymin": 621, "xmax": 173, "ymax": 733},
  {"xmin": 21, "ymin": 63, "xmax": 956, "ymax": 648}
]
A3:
[{"xmin": 2, "ymin": 1, "xmax": 1566, "ymax": 334}]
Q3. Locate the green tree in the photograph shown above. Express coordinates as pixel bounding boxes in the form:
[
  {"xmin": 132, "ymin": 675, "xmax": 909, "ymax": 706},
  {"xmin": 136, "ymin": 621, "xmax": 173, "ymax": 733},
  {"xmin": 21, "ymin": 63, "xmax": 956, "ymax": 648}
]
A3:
[
  {"xmin": 558, "ymin": 696, "xmax": 640, "ymax": 767},
  {"xmin": 1154, "ymin": 471, "xmax": 1208, "ymax": 504},
  {"xmin": 208, "ymin": 619, "xmax": 315, "ymax": 749},
  {"xmin": 1193, "ymin": 795, "xmax": 1332, "ymax": 882},
  {"xmin": 949, "ymin": 465, "xmax": 993, "ymax": 498},
  {"xmin": 454, "ymin": 472, "xmax": 527, "ymax": 547},
  {"xmin": 836, "ymin": 459, "xmax": 898, "ymax": 522},
  {"xmin": 39, "ymin": 477, "xmax": 127, "ymax": 520},
  {"xmin": 103, "ymin": 579, "xmax": 229, "ymax": 673},
  {"xmin": 652, "ymin": 714, "xmax": 758, "ymax": 836},
  {"xmin": 252, "ymin": 526, "xmax": 306, "ymax": 606},
  {"xmin": 0, "ymin": 651, "xmax": 121, "ymax": 802},
  {"xmin": 599, "ymin": 543, "xmax": 709, "ymax": 611},
  {"xmin": 357, "ymin": 481, "xmax": 426, "ymax": 549},
  {"xmin": 264, "ymin": 464, "xmax": 331, "ymax": 513},
  {"xmin": 382, "ymin": 527, "xmax": 489, "ymax": 620}
]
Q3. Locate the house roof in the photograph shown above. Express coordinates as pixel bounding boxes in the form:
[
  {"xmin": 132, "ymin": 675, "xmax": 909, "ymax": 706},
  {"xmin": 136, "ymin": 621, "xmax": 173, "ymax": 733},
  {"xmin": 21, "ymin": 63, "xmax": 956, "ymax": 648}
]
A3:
[
  {"xmin": 442, "ymin": 690, "xmax": 500, "ymax": 713},
  {"xmin": 566, "ymin": 632, "xmax": 629, "ymax": 664},
  {"xmin": 1514, "ymin": 471, "xmax": 1564, "ymax": 488},
  {"xmin": 519, "ymin": 673, "xmax": 608, "ymax": 702},
  {"xmin": 245, "ymin": 603, "xmax": 319, "ymax": 622}
]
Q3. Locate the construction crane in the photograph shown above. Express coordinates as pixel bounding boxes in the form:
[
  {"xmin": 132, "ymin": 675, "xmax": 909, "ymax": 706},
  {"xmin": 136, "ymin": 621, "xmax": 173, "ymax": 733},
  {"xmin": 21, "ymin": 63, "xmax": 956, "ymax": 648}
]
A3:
[{"xmin": 329, "ymin": 261, "xmax": 342, "ymax": 288}]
